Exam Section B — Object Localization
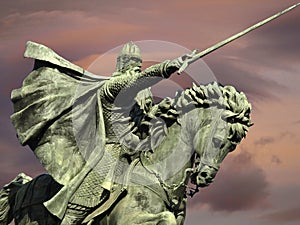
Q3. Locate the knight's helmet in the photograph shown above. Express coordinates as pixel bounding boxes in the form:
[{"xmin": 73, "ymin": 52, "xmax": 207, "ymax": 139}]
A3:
[{"xmin": 115, "ymin": 41, "xmax": 142, "ymax": 73}]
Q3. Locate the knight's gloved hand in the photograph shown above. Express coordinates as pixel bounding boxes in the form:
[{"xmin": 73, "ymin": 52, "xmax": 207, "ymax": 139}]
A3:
[
  {"xmin": 174, "ymin": 49, "xmax": 198, "ymax": 75},
  {"xmin": 165, "ymin": 49, "xmax": 198, "ymax": 77}
]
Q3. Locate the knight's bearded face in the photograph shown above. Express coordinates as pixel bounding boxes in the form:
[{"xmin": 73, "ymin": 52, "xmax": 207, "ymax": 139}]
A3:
[
  {"xmin": 119, "ymin": 56, "xmax": 142, "ymax": 72},
  {"xmin": 115, "ymin": 42, "xmax": 142, "ymax": 73}
]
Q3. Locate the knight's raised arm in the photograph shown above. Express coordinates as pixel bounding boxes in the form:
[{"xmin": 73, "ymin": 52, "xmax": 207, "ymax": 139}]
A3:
[{"xmin": 101, "ymin": 42, "xmax": 194, "ymax": 102}]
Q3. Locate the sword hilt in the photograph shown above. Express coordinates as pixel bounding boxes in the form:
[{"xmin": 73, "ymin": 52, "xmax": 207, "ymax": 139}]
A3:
[{"xmin": 177, "ymin": 49, "xmax": 198, "ymax": 75}]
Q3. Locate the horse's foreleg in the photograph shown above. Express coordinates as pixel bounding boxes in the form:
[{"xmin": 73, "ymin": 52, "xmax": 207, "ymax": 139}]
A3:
[
  {"xmin": 108, "ymin": 211, "xmax": 177, "ymax": 225},
  {"xmin": 156, "ymin": 211, "xmax": 177, "ymax": 225}
]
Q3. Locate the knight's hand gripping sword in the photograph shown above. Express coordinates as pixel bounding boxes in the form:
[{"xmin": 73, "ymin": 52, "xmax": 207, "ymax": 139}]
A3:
[{"xmin": 177, "ymin": 3, "xmax": 300, "ymax": 74}]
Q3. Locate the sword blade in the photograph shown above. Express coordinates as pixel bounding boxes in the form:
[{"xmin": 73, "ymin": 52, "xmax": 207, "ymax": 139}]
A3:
[{"xmin": 186, "ymin": 3, "xmax": 300, "ymax": 66}]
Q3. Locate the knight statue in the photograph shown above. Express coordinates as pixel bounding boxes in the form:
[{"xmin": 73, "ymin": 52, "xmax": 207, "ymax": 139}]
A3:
[{"xmin": 6, "ymin": 41, "xmax": 196, "ymax": 224}]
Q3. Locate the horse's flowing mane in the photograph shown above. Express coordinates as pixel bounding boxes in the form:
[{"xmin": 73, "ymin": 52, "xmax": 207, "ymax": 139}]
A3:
[{"xmin": 132, "ymin": 82, "xmax": 253, "ymax": 144}]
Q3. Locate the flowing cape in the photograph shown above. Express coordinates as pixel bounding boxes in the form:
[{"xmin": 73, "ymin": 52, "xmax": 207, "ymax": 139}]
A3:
[{"xmin": 10, "ymin": 41, "xmax": 109, "ymax": 219}]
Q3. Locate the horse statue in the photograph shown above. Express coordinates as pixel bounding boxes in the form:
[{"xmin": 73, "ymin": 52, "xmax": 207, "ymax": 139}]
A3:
[{"xmin": 0, "ymin": 82, "xmax": 252, "ymax": 225}]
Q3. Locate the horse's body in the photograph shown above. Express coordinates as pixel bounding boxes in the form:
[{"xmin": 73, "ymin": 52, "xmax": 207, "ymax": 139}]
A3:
[
  {"xmin": 0, "ymin": 82, "xmax": 252, "ymax": 225},
  {"xmin": 99, "ymin": 113, "xmax": 194, "ymax": 225}
]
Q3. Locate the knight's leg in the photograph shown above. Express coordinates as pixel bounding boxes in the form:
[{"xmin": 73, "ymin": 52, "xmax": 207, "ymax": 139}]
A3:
[
  {"xmin": 60, "ymin": 203, "xmax": 93, "ymax": 225},
  {"xmin": 61, "ymin": 189, "xmax": 110, "ymax": 225}
]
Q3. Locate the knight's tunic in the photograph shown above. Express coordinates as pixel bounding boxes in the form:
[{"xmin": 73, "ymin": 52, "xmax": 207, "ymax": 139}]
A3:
[{"xmin": 70, "ymin": 63, "xmax": 174, "ymax": 208}]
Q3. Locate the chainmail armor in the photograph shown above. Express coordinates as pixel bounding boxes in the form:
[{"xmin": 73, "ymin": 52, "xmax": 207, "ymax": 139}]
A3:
[{"xmin": 70, "ymin": 60, "xmax": 173, "ymax": 208}]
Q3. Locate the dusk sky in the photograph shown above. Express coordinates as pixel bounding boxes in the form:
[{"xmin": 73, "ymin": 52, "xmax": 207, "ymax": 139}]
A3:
[{"xmin": 1, "ymin": 1, "xmax": 300, "ymax": 225}]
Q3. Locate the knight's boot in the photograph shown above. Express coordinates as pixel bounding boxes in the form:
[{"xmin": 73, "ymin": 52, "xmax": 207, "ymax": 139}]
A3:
[
  {"xmin": 61, "ymin": 203, "xmax": 93, "ymax": 224},
  {"xmin": 61, "ymin": 189, "xmax": 110, "ymax": 225}
]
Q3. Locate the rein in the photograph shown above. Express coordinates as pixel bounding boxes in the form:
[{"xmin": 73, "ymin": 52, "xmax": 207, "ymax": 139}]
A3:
[{"xmin": 140, "ymin": 151, "xmax": 200, "ymax": 200}]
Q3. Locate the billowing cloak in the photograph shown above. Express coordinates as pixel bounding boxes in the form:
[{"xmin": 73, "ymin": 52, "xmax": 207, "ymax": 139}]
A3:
[{"xmin": 10, "ymin": 41, "xmax": 109, "ymax": 219}]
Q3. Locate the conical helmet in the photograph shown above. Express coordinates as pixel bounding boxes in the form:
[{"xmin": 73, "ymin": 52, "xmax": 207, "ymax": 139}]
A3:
[{"xmin": 115, "ymin": 41, "xmax": 142, "ymax": 73}]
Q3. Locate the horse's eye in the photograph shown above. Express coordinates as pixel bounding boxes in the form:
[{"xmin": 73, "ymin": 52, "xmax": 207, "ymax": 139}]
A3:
[
  {"xmin": 212, "ymin": 137, "xmax": 222, "ymax": 148},
  {"xmin": 228, "ymin": 144, "xmax": 237, "ymax": 152}
]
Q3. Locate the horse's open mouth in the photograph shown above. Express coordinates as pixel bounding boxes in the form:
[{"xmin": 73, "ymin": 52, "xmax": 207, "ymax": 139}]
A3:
[{"xmin": 191, "ymin": 165, "xmax": 218, "ymax": 187}]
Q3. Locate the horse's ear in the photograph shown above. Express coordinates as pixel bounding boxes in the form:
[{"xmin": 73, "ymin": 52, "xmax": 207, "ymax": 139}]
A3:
[
  {"xmin": 221, "ymin": 111, "xmax": 237, "ymax": 120},
  {"xmin": 248, "ymin": 122, "xmax": 254, "ymax": 127}
]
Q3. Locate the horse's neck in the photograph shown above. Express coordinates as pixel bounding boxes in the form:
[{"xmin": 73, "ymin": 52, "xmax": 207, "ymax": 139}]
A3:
[{"xmin": 142, "ymin": 108, "xmax": 205, "ymax": 182}]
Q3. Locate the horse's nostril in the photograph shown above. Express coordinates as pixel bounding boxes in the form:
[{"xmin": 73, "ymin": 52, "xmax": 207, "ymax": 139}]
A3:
[{"xmin": 200, "ymin": 172, "xmax": 208, "ymax": 178}]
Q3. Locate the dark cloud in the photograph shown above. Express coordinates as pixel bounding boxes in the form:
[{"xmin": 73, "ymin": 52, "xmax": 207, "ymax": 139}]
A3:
[
  {"xmin": 0, "ymin": 0, "xmax": 275, "ymax": 20},
  {"xmin": 271, "ymin": 155, "xmax": 282, "ymax": 165},
  {"xmin": 259, "ymin": 206, "xmax": 300, "ymax": 223},
  {"xmin": 0, "ymin": 142, "xmax": 45, "ymax": 188},
  {"xmin": 201, "ymin": 4, "xmax": 299, "ymax": 105},
  {"xmin": 254, "ymin": 136, "xmax": 275, "ymax": 147},
  {"xmin": 188, "ymin": 150, "xmax": 270, "ymax": 212},
  {"xmin": 0, "ymin": 10, "xmax": 136, "ymax": 60},
  {"xmin": 247, "ymin": 10, "xmax": 300, "ymax": 64},
  {"xmin": 205, "ymin": 55, "xmax": 287, "ymax": 103},
  {"xmin": 0, "ymin": 0, "xmax": 120, "ymax": 19},
  {"xmin": 254, "ymin": 131, "xmax": 296, "ymax": 147},
  {"xmin": 279, "ymin": 131, "xmax": 296, "ymax": 138},
  {"xmin": 214, "ymin": 3, "xmax": 300, "ymax": 70}
]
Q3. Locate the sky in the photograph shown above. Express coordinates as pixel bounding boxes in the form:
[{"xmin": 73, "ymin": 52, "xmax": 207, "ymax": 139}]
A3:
[{"xmin": 0, "ymin": 0, "xmax": 300, "ymax": 224}]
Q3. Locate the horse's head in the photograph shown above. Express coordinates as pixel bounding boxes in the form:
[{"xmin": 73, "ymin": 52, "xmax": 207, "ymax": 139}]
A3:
[
  {"xmin": 128, "ymin": 82, "xmax": 252, "ymax": 195},
  {"xmin": 186, "ymin": 83, "xmax": 253, "ymax": 188},
  {"xmin": 191, "ymin": 112, "xmax": 236, "ymax": 187}
]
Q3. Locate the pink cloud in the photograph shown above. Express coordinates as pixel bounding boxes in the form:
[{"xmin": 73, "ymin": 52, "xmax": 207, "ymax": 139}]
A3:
[
  {"xmin": 72, "ymin": 54, "xmax": 101, "ymax": 70},
  {"xmin": 259, "ymin": 206, "xmax": 300, "ymax": 223}
]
